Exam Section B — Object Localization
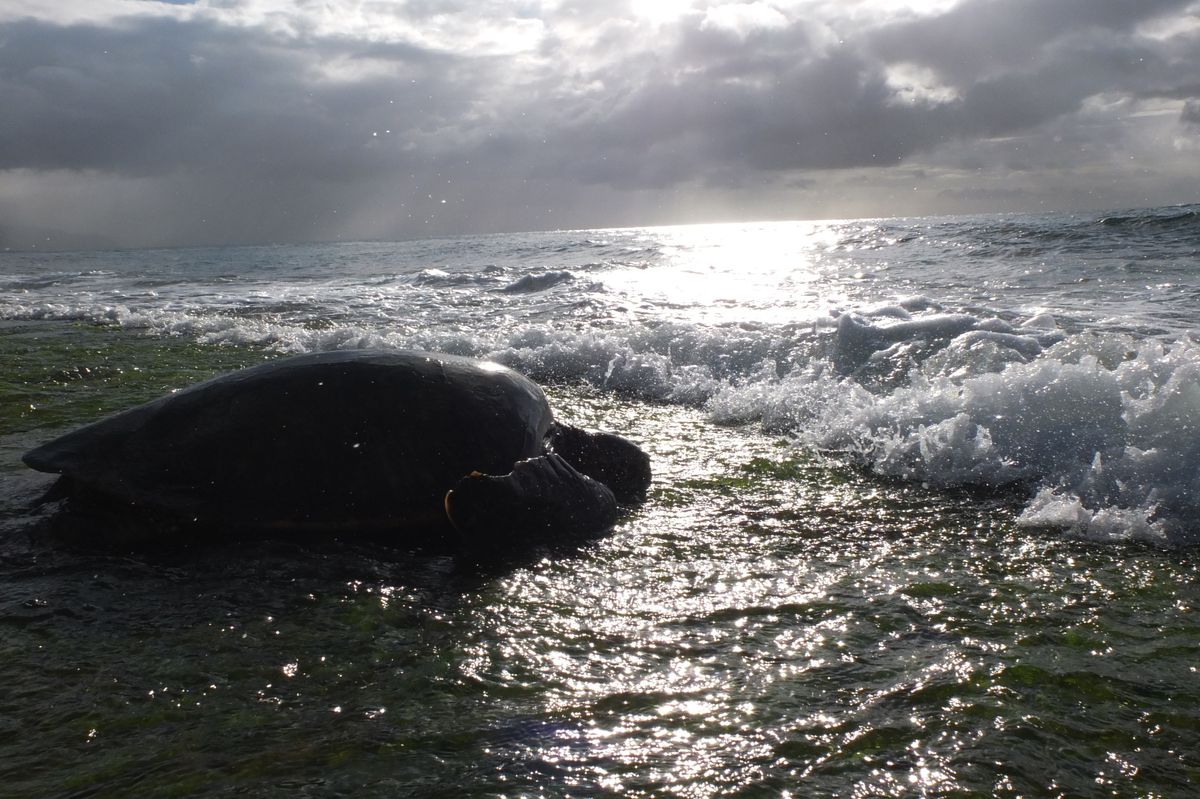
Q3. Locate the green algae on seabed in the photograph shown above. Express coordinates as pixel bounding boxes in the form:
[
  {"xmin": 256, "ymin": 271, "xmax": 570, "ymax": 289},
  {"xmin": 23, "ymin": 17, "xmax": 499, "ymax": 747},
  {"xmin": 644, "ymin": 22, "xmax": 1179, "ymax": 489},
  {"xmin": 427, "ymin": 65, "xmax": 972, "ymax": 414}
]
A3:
[
  {"xmin": 5, "ymin": 329, "xmax": 1200, "ymax": 797},
  {"xmin": 0, "ymin": 320, "xmax": 277, "ymax": 438}
]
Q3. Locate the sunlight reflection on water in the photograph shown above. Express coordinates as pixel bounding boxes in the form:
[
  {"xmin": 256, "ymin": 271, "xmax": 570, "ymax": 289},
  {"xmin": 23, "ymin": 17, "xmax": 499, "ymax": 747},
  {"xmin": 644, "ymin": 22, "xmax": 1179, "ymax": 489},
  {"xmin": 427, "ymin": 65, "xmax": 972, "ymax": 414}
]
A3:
[
  {"xmin": 594, "ymin": 221, "xmax": 847, "ymax": 324},
  {"xmin": 1, "ymin": 381, "xmax": 1197, "ymax": 797},
  {"xmin": 380, "ymin": 392, "xmax": 1029, "ymax": 797},
  {"xmin": 4, "ymin": 246, "xmax": 1200, "ymax": 796}
]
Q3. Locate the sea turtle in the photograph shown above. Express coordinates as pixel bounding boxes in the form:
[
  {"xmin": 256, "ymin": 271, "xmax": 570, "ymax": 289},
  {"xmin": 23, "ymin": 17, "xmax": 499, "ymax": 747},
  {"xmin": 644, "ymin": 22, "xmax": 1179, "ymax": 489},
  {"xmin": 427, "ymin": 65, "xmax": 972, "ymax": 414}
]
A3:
[{"xmin": 23, "ymin": 350, "xmax": 651, "ymax": 548}]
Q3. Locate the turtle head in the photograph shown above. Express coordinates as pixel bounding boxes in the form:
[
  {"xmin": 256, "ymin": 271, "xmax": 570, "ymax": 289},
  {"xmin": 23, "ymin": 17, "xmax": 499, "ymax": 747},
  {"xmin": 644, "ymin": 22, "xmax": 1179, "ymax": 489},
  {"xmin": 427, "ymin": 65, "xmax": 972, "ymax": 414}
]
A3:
[
  {"xmin": 444, "ymin": 453, "xmax": 618, "ymax": 548},
  {"xmin": 547, "ymin": 423, "xmax": 651, "ymax": 503}
]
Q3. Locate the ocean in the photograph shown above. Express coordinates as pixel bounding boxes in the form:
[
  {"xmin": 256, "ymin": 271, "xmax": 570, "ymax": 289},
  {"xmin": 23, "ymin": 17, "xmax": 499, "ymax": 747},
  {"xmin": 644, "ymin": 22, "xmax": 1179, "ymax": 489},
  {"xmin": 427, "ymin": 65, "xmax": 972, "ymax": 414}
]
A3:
[{"xmin": 1, "ymin": 205, "xmax": 1198, "ymax": 796}]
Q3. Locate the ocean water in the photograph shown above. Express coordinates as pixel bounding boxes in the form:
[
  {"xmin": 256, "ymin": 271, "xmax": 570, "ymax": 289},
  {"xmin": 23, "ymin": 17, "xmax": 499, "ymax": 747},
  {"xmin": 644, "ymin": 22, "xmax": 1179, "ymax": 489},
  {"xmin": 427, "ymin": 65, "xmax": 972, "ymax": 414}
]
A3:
[{"xmin": 2, "ymin": 205, "xmax": 1199, "ymax": 796}]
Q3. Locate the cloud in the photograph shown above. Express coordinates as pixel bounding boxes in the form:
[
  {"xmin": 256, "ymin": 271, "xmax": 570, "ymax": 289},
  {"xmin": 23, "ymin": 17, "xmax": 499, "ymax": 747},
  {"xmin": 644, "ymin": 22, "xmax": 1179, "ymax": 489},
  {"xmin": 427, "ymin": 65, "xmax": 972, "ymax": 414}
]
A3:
[
  {"xmin": 1184, "ymin": 98, "xmax": 1200, "ymax": 125},
  {"xmin": 1, "ymin": 0, "xmax": 1199, "ymax": 247},
  {"xmin": 701, "ymin": 2, "xmax": 790, "ymax": 38}
]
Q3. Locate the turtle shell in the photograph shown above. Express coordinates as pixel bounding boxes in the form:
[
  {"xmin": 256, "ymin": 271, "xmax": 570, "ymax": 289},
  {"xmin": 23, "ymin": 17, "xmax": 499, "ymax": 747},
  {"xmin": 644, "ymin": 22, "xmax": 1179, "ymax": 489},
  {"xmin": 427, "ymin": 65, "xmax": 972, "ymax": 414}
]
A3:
[{"xmin": 23, "ymin": 350, "xmax": 553, "ymax": 530}]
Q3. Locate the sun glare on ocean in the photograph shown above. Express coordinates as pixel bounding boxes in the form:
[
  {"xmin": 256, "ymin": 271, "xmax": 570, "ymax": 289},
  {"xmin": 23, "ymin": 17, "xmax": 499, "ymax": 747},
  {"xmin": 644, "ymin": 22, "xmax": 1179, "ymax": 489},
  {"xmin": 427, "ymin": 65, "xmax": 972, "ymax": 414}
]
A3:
[{"xmin": 597, "ymin": 221, "xmax": 846, "ymax": 324}]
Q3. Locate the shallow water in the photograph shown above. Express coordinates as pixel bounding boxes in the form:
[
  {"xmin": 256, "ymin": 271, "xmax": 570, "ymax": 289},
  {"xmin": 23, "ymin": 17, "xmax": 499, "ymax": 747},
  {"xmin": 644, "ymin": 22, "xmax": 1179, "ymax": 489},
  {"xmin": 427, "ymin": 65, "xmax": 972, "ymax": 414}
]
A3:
[
  {"xmin": 4, "ymin": 208, "xmax": 1200, "ymax": 795},
  {"xmin": 3, "ymin": 333, "xmax": 1199, "ymax": 797}
]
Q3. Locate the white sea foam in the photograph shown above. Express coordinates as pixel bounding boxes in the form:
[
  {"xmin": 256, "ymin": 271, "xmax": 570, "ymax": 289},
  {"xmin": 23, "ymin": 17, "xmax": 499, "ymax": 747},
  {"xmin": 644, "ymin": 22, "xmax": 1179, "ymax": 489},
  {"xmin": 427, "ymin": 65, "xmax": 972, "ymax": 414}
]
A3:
[
  {"xmin": 492, "ymin": 313, "xmax": 1198, "ymax": 545},
  {"xmin": 5, "ymin": 213, "xmax": 1200, "ymax": 543},
  {"xmin": 711, "ymin": 324, "xmax": 1200, "ymax": 544},
  {"xmin": 7, "ymin": 293, "xmax": 1200, "ymax": 544}
]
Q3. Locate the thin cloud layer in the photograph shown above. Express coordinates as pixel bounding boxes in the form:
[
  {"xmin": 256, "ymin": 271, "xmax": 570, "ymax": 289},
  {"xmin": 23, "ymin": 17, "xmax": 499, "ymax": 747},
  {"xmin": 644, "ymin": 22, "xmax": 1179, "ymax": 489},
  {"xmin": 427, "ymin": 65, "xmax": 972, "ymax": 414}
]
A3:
[{"xmin": 1, "ymin": 0, "xmax": 1198, "ymax": 248}]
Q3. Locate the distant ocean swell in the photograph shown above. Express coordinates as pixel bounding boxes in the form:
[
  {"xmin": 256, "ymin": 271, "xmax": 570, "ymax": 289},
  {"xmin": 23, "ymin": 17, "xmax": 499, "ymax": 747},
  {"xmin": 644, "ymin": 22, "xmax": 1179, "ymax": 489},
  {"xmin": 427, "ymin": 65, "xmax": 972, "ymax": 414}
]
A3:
[{"xmin": 5, "ymin": 284, "xmax": 1199, "ymax": 546}]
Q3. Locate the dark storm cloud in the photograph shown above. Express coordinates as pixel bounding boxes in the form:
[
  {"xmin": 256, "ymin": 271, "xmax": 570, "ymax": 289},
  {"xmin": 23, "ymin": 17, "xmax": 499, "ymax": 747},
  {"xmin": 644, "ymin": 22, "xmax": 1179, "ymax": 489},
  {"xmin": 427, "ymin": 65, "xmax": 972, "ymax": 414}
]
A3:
[
  {"xmin": 871, "ymin": 0, "xmax": 1200, "ymax": 131},
  {"xmin": 0, "ymin": 15, "xmax": 467, "ymax": 178},
  {"xmin": 454, "ymin": 0, "xmax": 1200, "ymax": 191},
  {"xmin": 464, "ymin": 20, "xmax": 939, "ymax": 192},
  {"xmin": 1, "ymin": 0, "xmax": 1199, "ymax": 247},
  {"xmin": 870, "ymin": 0, "xmax": 1190, "ymax": 79},
  {"xmin": 1184, "ymin": 99, "xmax": 1200, "ymax": 126}
]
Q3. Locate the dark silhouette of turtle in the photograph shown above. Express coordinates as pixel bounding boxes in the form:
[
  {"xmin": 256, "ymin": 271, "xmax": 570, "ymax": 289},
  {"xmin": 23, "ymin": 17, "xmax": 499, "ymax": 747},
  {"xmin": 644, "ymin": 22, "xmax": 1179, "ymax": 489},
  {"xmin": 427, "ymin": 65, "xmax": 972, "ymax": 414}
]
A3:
[{"xmin": 23, "ymin": 350, "xmax": 651, "ymax": 549}]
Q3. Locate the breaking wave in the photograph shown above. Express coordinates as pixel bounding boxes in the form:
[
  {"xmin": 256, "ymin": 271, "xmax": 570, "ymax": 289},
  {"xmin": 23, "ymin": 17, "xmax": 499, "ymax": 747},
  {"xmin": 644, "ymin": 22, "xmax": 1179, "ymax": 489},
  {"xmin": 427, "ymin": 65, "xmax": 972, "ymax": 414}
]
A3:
[
  {"xmin": 7, "ymin": 290, "xmax": 1199, "ymax": 545},
  {"xmin": 4, "ymin": 208, "xmax": 1200, "ymax": 544}
]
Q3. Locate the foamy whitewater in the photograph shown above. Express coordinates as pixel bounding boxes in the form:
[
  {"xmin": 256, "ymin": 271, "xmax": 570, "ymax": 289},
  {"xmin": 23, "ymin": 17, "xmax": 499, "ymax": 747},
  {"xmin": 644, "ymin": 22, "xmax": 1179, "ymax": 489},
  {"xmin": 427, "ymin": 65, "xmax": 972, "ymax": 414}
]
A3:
[
  {"xmin": 3, "ymin": 205, "xmax": 1200, "ymax": 543},
  {"xmin": 9, "ymin": 206, "xmax": 1200, "ymax": 798}
]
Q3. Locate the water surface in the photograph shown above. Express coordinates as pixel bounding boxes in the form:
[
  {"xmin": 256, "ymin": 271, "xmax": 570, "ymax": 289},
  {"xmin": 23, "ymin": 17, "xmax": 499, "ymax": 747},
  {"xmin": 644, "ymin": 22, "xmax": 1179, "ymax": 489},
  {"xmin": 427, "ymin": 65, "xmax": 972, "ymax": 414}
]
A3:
[{"xmin": 3, "ymin": 207, "xmax": 1200, "ymax": 796}]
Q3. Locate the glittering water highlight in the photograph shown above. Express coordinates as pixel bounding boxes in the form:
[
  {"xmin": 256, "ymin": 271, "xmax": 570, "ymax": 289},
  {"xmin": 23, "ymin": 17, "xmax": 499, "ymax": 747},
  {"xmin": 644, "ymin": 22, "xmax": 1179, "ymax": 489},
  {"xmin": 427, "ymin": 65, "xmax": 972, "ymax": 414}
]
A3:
[{"xmin": 2, "ymin": 205, "xmax": 1200, "ymax": 796}]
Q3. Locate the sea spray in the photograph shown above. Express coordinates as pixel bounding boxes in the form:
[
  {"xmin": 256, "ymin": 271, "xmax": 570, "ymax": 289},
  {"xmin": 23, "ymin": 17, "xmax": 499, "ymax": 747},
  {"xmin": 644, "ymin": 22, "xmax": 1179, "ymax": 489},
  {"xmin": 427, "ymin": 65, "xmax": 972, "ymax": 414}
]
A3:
[
  {"xmin": 4, "ymin": 208, "xmax": 1200, "ymax": 541},
  {"xmin": 7, "ymin": 293, "xmax": 1200, "ymax": 540},
  {"xmin": 7, "ymin": 209, "xmax": 1200, "ymax": 799}
]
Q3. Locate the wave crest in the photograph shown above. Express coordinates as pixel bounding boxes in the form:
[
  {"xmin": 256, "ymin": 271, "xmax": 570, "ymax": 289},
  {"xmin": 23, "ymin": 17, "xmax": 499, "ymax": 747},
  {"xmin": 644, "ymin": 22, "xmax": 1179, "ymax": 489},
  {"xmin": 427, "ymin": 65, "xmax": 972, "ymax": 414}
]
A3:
[{"xmin": 6, "ymin": 289, "xmax": 1200, "ymax": 543}]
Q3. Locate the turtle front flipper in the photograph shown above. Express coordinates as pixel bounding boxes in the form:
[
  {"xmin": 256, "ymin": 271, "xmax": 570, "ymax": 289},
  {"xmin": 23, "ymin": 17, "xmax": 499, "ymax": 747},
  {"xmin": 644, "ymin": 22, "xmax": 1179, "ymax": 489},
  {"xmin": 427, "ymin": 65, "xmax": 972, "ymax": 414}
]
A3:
[{"xmin": 444, "ymin": 453, "xmax": 618, "ymax": 548}]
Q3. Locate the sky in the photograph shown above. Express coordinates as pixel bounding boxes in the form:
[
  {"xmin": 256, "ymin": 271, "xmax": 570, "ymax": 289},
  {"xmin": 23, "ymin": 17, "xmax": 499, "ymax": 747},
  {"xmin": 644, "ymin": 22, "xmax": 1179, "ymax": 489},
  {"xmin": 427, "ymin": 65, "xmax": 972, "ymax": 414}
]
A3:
[{"xmin": 1, "ymin": 0, "xmax": 1199, "ymax": 249}]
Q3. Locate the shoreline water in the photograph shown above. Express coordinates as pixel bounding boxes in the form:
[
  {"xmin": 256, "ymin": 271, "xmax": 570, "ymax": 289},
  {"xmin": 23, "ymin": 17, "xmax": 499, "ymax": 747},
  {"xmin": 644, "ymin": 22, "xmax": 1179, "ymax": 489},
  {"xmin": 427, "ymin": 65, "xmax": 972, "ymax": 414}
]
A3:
[{"xmin": 3, "ymin": 208, "xmax": 1200, "ymax": 795}]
